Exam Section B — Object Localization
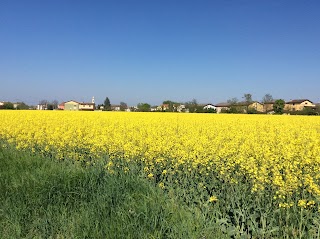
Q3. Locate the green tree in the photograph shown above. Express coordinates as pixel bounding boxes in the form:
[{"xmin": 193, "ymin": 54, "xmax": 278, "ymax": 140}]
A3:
[
  {"xmin": 273, "ymin": 99, "xmax": 285, "ymax": 114},
  {"xmin": 185, "ymin": 99, "xmax": 198, "ymax": 113},
  {"xmin": 16, "ymin": 102, "xmax": 29, "ymax": 110},
  {"xmin": 3, "ymin": 102, "xmax": 14, "ymax": 109},
  {"xmin": 137, "ymin": 103, "xmax": 151, "ymax": 112},
  {"xmin": 104, "ymin": 97, "xmax": 111, "ymax": 111},
  {"xmin": 47, "ymin": 104, "xmax": 54, "ymax": 110},
  {"xmin": 120, "ymin": 102, "xmax": 128, "ymax": 111},
  {"xmin": 226, "ymin": 98, "xmax": 241, "ymax": 113}
]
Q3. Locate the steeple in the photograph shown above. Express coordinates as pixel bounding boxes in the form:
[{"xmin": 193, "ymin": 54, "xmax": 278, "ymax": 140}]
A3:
[{"xmin": 92, "ymin": 96, "xmax": 95, "ymax": 104}]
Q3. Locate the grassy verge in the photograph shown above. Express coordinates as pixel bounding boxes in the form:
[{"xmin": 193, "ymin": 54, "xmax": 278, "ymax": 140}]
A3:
[{"xmin": 0, "ymin": 145, "xmax": 226, "ymax": 239}]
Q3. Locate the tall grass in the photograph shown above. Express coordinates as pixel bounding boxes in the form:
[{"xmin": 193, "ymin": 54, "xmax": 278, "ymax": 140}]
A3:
[{"xmin": 0, "ymin": 144, "xmax": 226, "ymax": 239}]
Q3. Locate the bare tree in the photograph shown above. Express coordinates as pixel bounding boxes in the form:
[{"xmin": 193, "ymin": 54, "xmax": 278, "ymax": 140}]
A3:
[
  {"xmin": 262, "ymin": 94, "xmax": 274, "ymax": 103},
  {"xmin": 243, "ymin": 93, "xmax": 253, "ymax": 103},
  {"xmin": 39, "ymin": 99, "xmax": 48, "ymax": 105},
  {"xmin": 227, "ymin": 97, "xmax": 238, "ymax": 105},
  {"xmin": 52, "ymin": 100, "xmax": 59, "ymax": 109}
]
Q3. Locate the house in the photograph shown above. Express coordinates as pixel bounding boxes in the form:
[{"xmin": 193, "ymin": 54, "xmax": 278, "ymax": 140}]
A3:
[
  {"xmin": 150, "ymin": 106, "xmax": 158, "ymax": 112},
  {"xmin": 176, "ymin": 104, "xmax": 186, "ymax": 112},
  {"xmin": 58, "ymin": 102, "xmax": 65, "ymax": 110},
  {"xmin": 215, "ymin": 101, "xmax": 264, "ymax": 113},
  {"xmin": 64, "ymin": 100, "xmax": 80, "ymax": 111},
  {"xmin": 156, "ymin": 104, "xmax": 170, "ymax": 111},
  {"xmin": 215, "ymin": 103, "xmax": 231, "ymax": 113},
  {"xmin": 263, "ymin": 101, "xmax": 275, "ymax": 113},
  {"xmin": 284, "ymin": 99, "xmax": 315, "ymax": 112},
  {"xmin": 64, "ymin": 100, "xmax": 95, "ymax": 111},
  {"xmin": 37, "ymin": 104, "xmax": 47, "ymax": 110},
  {"xmin": 111, "ymin": 105, "xmax": 121, "ymax": 111},
  {"xmin": 203, "ymin": 104, "xmax": 216, "ymax": 111},
  {"xmin": 237, "ymin": 101, "xmax": 264, "ymax": 113}
]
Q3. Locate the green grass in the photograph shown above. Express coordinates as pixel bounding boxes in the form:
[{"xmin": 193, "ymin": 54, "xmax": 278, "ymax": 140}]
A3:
[
  {"xmin": 1, "ymin": 144, "xmax": 320, "ymax": 238},
  {"xmin": 0, "ymin": 145, "xmax": 226, "ymax": 239}
]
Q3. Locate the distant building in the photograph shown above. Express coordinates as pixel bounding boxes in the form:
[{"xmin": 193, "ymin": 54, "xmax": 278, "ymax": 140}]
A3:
[
  {"xmin": 111, "ymin": 105, "xmax": 121, "ymax": 111},
  {"xmin": 203, "ymin": 104, "xmax": 216, "ymax": 111},
  {"xmin": 237, "ymin": 101, "xmax": 264, "ymax": 113},
  {"xmin": 37, "ymin": 104, "xmax": 47, "ymax": 110},
  {"xmin": 64, "ymin": 97, "xmax": 95, "ymax": 111},
  {"xmin": 263, "ymin": 101, "xmax": 275, "ymax": 113},
  {"xmin": 284, "ymin": 99, "xmax": 315, "ymax": 111},
  {"xmin": 176, "ymin": 104, "xmax": 186, "ymax": 112},
  {"xmin": 215, "ymin": 103, "xmax": 231, "ymax": 113},
  {"xmin": 58, "ymin": 102, "xmax": 65, "ymax": 110}
]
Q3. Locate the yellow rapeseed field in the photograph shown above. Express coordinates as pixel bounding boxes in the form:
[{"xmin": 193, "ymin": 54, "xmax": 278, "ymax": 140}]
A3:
[{"xmin": 0, "ymin": 111, "xmax": 320, "ymax": 207}]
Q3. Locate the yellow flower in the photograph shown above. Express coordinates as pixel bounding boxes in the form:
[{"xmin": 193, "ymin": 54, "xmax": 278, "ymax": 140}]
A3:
[
  {"xmin": 209, "ymin": 196, "xmax": 218, "ymax": 202},
  {"xmin": 158, "ymin": 182, "xmax": 165, "ymax": 189}
]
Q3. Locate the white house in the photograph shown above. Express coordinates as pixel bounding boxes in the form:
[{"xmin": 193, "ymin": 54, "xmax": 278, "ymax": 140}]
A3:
[
  {"xmin": 37, "ymin": 104, "xmax": 47, "ymax": 110},
  {"xmin": 176, "ymin": 104, "xmax": 186, "ymax": 112},
  {"xmin": 203, "ymin": 104, "xmax": 216, "ymax": 111}
]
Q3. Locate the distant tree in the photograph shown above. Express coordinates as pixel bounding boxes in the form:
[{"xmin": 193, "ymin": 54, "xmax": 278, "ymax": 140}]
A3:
[
  {"xmin": 39, "ymin": 99, "xmax": 48, "ymax": 105},
  {"xmin": 273, "ymin": 99, "xmax": 285, "ymax": 114},
  {"xmin": 185, "ymin": 99, "xmax": 198, "ymax": 113},
  {"xmin": 137, "ymin": 103, "xmax": 151, "ymax": 112},
  {"xmin": 242, "ymin": 94, "xmax": 253, "ymax": 113},
  {"xmin": 3, "ymin": 102, "xmax": 14, "ymax": 109},
  {"xmin": 47, "ymin": 104, "xmax": 54, "ymax": 110},
  {"xmin": 243, "ymin": 93, "xmax": 253, "ymax": 103},
  {"xmin": 120, "ymin": 102, "xmax": 128, "ymax": 111},
  {"xmin": 203, "ymin": 108, "xmax": 217, "ymax": 113},
  {"xmin": 262, "ymin": 94, "xmax": 274, "ymax": 103},
  {"xmin": 104, "ymin": 97, "xmax": 111, "ymax": 111},
  {"xmin": 16, "ymin": 102, "xmax": 29, "ymax": 110},
  {"xmin": 226, "ymin": 98, "xmax": 243, "ymax": 113},
  {"xmin": 52, "ymin": 100, "xmax": 59, "ymax": 109},
  {"xmin": 315, "ymin": 105, "xmax": 320, "ymax": 115},
  {"xmin": 227, "ymin": 97, "xmax": 239, "ymax": 105}
]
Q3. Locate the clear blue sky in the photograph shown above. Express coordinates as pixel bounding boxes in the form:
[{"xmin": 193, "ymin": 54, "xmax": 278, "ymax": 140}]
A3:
[{"xmin": 1, "ymin": 0, "xmax": 319, "ymax": 106}]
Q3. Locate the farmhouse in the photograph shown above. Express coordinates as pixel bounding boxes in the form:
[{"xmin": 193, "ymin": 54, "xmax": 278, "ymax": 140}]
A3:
[
  {"xmin": 284, "ymin": 99, "xmax": 315, "ymax": 112},
  {"xmin": 263, "ymin": 101, "xmax": 275, "ymax": 113},
  {"xmin": 237, "ymin": 101, "xmax": 264, "ymax": 113},
  {"xmin": 215, "ymin": 103, "xmax": 231, "ymax": 113},
  {"xmin": 111, "ymin": 105, "xmax": 121, "ymax": 111},
  {"xmin": 64, "ymin": 100, "xmax": 95, "ymax": 111}
]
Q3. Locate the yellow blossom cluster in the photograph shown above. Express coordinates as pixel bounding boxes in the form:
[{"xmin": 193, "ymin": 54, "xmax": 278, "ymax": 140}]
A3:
[{"xmin": 0, "ymin": 111, "xmax": 320, "ymax": 203}]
